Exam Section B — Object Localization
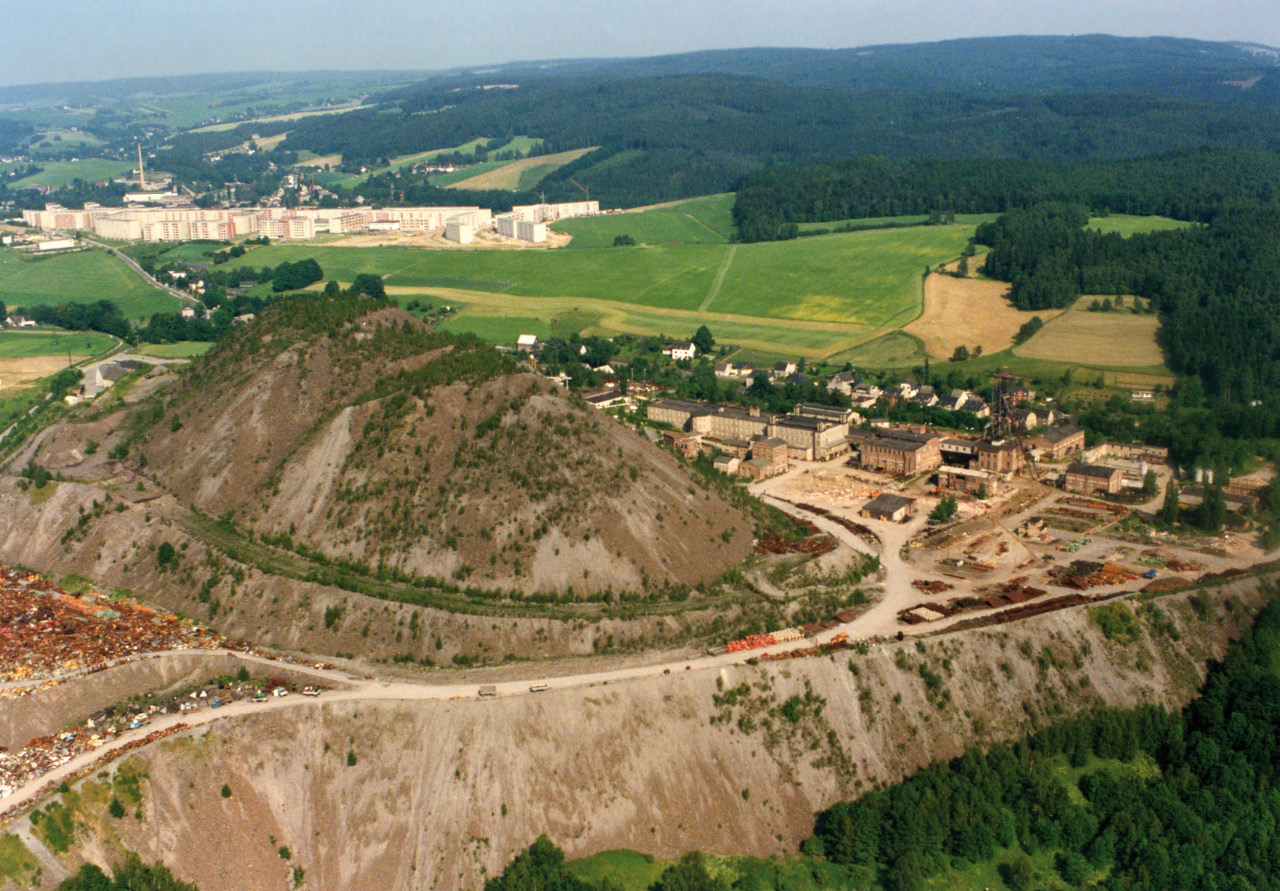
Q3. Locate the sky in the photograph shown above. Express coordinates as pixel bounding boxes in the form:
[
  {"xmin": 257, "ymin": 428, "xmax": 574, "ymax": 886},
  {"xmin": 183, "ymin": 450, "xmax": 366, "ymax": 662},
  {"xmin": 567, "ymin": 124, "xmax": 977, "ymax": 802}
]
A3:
[{"xmin": 3, "ymin": 0, "xmax": 1278, "ymax": 86}]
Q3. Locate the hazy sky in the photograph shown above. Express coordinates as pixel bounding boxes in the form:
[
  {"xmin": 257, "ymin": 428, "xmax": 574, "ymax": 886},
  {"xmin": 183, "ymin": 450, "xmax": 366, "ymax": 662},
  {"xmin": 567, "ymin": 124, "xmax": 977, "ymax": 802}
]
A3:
[{"xmin": 4, "ymin": 0, "xmax": 1278, "ymax": 86}]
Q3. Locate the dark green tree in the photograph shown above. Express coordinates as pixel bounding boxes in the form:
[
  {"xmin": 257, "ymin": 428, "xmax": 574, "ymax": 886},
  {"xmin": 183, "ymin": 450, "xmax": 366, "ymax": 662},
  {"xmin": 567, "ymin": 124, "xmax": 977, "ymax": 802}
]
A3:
[
  {"xmin": 1160, "ymin": 478, "xmax": 1180, "ymax": 526},
  {"xmin": 691, "ymin": 325, "xmax": 715, "ymax": 354},
  {"xmin": 350, "ymin": 273, "xmax": 387, "ymax": 299}
]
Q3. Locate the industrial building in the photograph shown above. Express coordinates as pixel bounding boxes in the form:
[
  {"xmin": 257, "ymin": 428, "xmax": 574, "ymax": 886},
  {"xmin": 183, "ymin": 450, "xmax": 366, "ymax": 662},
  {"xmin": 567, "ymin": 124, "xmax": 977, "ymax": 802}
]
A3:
[
  {"xmin": 647, "ymin": 398, "xmax": 849, "ymax": 461},
  {"xmin": 853, "ymin": 429, "xmax": 942, "ymax": 475},
  {"xmin": 860, "ymin": 493, "xmax": 916, "ymax": 523},
  {"xmin": 1064, "ymin": 462, "xmax": 1124, "ymax": 495}
]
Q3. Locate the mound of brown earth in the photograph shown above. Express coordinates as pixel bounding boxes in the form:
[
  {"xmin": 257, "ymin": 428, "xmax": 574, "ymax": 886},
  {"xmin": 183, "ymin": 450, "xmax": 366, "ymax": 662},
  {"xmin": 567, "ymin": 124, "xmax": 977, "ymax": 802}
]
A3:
[{"xmin": 128, "ymin": 295, "xmax": 752, "ymax": 596}]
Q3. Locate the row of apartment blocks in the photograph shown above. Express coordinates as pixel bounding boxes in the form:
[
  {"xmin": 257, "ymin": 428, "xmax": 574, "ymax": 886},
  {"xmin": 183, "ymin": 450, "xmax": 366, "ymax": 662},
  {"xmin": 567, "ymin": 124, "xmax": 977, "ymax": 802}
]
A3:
[
  {"xmin": 22, "ymin": 200, "xmax": 600, "ymax": 245},
  {"xmin": 647, "ymin": 399, "xmax": 855, "ymax": 462}
]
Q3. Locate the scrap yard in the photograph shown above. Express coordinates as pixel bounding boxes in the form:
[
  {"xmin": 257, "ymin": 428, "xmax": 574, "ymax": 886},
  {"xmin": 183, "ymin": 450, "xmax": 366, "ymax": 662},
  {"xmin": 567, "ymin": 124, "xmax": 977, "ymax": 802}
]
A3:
[{"xmin": 0, "ymin": 567, "xmax": 224, "ymax": 687}]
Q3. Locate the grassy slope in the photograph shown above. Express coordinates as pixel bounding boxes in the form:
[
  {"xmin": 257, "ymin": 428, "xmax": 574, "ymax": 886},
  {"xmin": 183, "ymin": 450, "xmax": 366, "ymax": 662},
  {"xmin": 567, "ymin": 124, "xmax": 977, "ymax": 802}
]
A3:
[
  {"xmin": 215, "ymin": 220, "xmax": 975, "ymax": 358},
  {"xmin": 0, "ymin": 330, "xmax": 117, "ymax": 359},
  {"xmin": 13, "ymin": 159, "xmax": 134, "ymax": 188},
  {"xmin": 0, "ymin": 248, "xmax": 183, "ymax": 320},
  {"xmin": 444, "ymin": 147, "xmax": 593, "ymax": 191},
  {"xmin": 136, "ymin": 341, "xmax": 213, "ymax": 359},
  {"xmin": 1086, "ymin": 214, "xmax": 1193, "ymax": 236},
  {"xmin": 553, "ymin": 194, "xmax": 736, "ymax": 248}
]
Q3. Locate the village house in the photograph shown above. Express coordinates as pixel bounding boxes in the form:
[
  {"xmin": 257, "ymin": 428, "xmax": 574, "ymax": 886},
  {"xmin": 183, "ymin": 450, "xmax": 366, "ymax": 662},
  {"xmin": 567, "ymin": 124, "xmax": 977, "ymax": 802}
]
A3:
[
  {"xmin": 826, "ymin": 371, "xmax": 855, "ymax": 396},
  {"xmin": 914, "ymin": 385, "xmax": 938, "ymax": 407},
  {"xmin": 771, "ymin": 360, "xmax": 798, "ymax": 380},
  {"xmin": 662, "ymin": 341, "xmax": 697, "ymax": 361}
]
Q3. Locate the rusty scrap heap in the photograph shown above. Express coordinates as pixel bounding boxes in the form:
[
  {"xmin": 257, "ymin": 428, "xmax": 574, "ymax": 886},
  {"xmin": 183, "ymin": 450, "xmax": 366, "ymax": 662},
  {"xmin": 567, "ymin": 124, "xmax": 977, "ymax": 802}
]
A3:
[{"xmin": 0, "ymin": 567, "xmax": 221, "ymax": 684}]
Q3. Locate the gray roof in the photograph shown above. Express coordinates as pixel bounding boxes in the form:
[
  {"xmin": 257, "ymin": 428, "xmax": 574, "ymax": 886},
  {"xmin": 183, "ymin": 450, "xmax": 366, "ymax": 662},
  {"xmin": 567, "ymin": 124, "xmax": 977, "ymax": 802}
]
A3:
[
  {"xmin": 1067, "ymin": 462, "xmax": 1120, "ymax": 479},
  {"xmin": 1041, "ymin": 424, "xmax": 1084, "ymax": 443},
  {"xmin": 863, "ymin": 493, "xmax": 915, "ymax": 515}
]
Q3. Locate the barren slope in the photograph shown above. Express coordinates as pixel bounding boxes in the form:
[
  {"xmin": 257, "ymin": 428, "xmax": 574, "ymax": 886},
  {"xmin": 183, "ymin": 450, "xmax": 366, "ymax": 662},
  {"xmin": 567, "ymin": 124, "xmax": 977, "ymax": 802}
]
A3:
[
  {"xmin": 130, "ymin": 295, "xmax": 753, "ymax": 596},
  {"xmin": 8, "ymin": 581, "xmax": 1266, "ymax": 891}
]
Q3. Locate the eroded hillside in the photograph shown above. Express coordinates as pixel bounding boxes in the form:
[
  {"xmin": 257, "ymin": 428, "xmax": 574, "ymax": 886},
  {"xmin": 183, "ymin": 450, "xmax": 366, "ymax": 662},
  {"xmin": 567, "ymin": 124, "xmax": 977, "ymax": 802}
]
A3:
[
  {"xmin": 4, "ymin": 581, "xmax": 1266, "ymax": 891},
  {"xmin": 133, "ymin": 297, "xmax": 751, "ymax": 596}
]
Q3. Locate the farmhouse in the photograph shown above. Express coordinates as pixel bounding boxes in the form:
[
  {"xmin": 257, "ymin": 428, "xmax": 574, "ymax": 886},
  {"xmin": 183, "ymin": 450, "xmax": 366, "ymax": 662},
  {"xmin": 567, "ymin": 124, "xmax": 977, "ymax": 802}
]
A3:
[
  {"xmin": 1064, "ymin": 462, "xmax": 1124, "ymax": 495},
  {"xmin": 860, "ymin": 493, "xmax": 917, "ymax": 523},
  {"xmin": 662, "ymin": 342, "xmax": 697, "ymax": 361},
  {"xmin": 516, "ymin": 334, "xmax": 538, "ymax": 351}
]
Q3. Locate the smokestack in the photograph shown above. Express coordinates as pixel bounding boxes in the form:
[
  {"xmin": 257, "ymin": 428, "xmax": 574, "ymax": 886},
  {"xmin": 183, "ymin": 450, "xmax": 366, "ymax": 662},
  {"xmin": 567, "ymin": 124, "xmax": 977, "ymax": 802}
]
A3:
[{"xmin": 137, "ymin": 142, "xmax": 146, "ymax": 190}]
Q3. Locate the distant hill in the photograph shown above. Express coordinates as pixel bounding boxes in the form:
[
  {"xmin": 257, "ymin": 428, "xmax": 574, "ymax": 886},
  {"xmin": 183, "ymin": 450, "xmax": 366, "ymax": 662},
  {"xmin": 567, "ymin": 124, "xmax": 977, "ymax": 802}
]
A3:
[
  {"xmin": 133, "ymin": 295, "xmax": 753, "ymax": 596},
  {"xmin": 273, "ymin": 35, "xmax": 1280, "ymax": 207}
]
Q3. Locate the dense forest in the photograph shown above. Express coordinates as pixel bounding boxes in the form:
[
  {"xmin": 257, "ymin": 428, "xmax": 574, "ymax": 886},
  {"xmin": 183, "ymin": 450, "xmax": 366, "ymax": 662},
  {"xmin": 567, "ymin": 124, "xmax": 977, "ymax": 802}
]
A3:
[
  {"xmin": 731, "ymin": 149, "xmax": 1280, "ymax": 242},
  {"xmin": 974, "ymin": 202, "xmax": 1280, "ymax": 401},
  {"xmin": 275, "ymin": 80, "xmax": 1280, "ymax": 209},
  {"xmin": 491, "ymin": 592, "xmax": 1280, "ymax": 891}
]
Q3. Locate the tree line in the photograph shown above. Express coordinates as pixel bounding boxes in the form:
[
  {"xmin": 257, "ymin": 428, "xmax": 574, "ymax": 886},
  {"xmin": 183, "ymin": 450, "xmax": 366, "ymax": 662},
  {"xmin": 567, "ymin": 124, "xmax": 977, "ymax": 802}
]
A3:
[
  {"xmin": 731, "ymin": 149, "xmax": 1280, "ymax": 242},
  {"xmin": 489, "ymin": 594, "xmax": 1280, "ymax": 891}
]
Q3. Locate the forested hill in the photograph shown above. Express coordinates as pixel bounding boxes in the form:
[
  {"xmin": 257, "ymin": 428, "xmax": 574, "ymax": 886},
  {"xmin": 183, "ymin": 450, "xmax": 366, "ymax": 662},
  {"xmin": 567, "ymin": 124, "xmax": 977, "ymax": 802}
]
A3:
[
  {"xmin": 731, "ymin": 150, "xmax": 1280, "ymax": 240},
  {"xmin": 463, "ymin": 35, "xmax": 1280, "ymax": 107},
  {"xmin": 269, "ymin": 36, "xmax": 1280, "ymax": 208}
]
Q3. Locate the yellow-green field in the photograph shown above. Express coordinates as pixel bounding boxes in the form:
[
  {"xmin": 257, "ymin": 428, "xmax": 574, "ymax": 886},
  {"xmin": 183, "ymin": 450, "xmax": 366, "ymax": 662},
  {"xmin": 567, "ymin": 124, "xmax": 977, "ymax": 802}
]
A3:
[
  {"xmin": 1014, "ymin": 302, "xmax": 1165, "ymax": 368},
  {"xmin": 1086, "ymin": 214, "xmax": 1194, "ymax": 237},
  {"xmin": 220, "ymin": 209, "xmax": 979, "ymax": 359},
  {"xmin": 445, "ymin": 147, "xmax": 594, "ymax": 191}
]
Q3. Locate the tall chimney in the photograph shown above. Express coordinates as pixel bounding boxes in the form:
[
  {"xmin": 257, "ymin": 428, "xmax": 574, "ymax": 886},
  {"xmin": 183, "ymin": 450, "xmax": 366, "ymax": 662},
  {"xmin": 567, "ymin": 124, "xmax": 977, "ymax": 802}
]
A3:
[{"xmin": 137, "ymin": 142, "xmax": 146, "ymax": 190}]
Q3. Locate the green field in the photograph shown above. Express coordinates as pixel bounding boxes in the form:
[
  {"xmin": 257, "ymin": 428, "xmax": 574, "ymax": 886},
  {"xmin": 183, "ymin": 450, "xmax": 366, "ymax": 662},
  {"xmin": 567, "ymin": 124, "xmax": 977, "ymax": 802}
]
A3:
[
  {"xmin": 0, "ymin": 249, "xmax": 183, "ymax": 320},
  {"xmin": 157, "ymin": 241, "xmax": 231, "ymax": 263},
  {"xmin": 220, "ymin": 219, "xmax": 976, "ymax": 358},
  {"xmin": 428, "ymin": 160, "xmax": 510, "ymax": 186},
  {"xmin": 12, "ymin": 159, "xmax": 135, "ymax": 189},
  {"xmin": 1086, "ymin": 214, "xmax": 1193, "ymax": 236},
  {"xmin": 0, "ymin": 330, "xmax": 117, "ymax": 359},
  {"xmin": 317, "ymin": 138, "xmax": 495, "ymax": 188},
  {"xmin": 553, "ymin": 194, "xmax": 736, "ymax": 248},
  {"xmin": 798, "ymin": 212, "xmax": 997, "ymax": 233},
  {"xmin": 136, "ymin": 341, "xmax": 213, "ymax": 359}
]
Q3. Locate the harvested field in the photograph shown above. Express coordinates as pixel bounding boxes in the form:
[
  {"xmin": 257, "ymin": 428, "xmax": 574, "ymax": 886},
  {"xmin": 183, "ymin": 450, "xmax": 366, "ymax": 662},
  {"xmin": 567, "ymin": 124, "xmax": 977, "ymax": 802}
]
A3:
[
  {"xmin": 1015, "ymin": 304, "xmax": 1164, "ymax": 367},
  {"xmin": 905, "ymin": 260, "xmax": 1060, "ymax": 358},
  {"xmin": 446, "ymin": 148, "xmax": 595, "ymax": 191},
  {"xmin": 0, "ymin": 355, "xmax": 83, "ymax": 389}
]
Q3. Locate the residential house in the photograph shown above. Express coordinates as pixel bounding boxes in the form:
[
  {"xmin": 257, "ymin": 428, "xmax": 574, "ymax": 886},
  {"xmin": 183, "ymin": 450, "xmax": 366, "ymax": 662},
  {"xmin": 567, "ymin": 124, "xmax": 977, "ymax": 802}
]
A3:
[
  {"xmin": 771, "ymin": 360, "xmax": 798, "ymax": 380},
  {"xmin": 662, "ymin": 341, "xmax": 697, "ymax": 361},
  {"xmin": 914, "ymin": 385, "xmax": 938, "ymax": 407},
  {"xmin": 826, "ymin": 371, "xmax": 855, "ymax": 396},
  {"xmin": 516, "ymin": 334, "xmax": 538, "ymax": 350}
]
